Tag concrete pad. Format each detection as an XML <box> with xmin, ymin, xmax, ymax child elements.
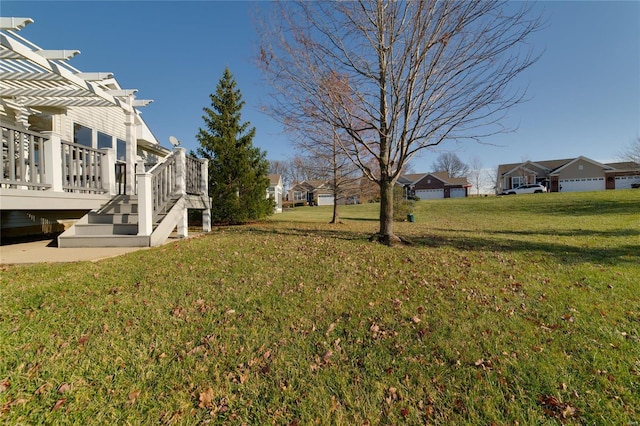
<box><xmin>1</xmin><ymin>232</ymin><xmax>204</xmax><ymax>265</ymax></box>
<box><xmin>0</xmin><ymin>239</ymin><xmax>147</xmax><ymax>264</ymax></box>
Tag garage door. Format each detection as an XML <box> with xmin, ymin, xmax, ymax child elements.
<box><xmin>450</xmin><ymin>188</ymin><xmax>466</xmax><ymax>198</ymax></box>
<box><xmin>559</xmin><ymin>177</ymin><xmax>605</xmax><ymax>192</ymax></box>
<box><xmin>317</xmin><ymin>194</ymin><xmax>335</xmax><ymax>206</ymax></box>
<box><xmin>615</xmin><ymin>175</ymin><xmax>640</xmax><ymax>189</ymax></box>
<box><xmin>415</xmin><ymin>189</ymin><xmax>444</xmax><ymax>200</ymax></box>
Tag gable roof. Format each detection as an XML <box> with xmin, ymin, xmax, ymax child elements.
<box><xmin>605</xmin><ymin>161</ymin><xmax>640</xmax><ymax>171</ymax></box>
<box><xmin>268</xmin><ymin>174</ymin><xmax>282</xmax><ymax>186</ymax></box>
<box><xmin>428</xmin><ymin>172</ymin><xmax>471</xmax><ymax>187</ymax></box>
<box><xmin>549</xmin><ymin>156</ymin><xmax>614</xmax><ymax>175</ymax></box>
<box><xmin>398</xmin><ymin>173</ymin><xmax>428</xmax><ymax>185</ymax></box>
<box><xmin>498</xmin><ymin>158</ymin><xmax>574</xmax><ymax>177</ymax></box>
<box><xmin>290</xmin><ymin>180</ymin><xmax>328</xmax><ymax>192</ymax></box>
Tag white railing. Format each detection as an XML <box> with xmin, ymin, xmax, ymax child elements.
<box><xmin>137</xmin><ymin>148</ymin><xmax>209</xmax><ymax>237</ymax></box>
<box><xmin>1</xmin><ymin>124</ymin><xmax>49</xmax><ymax>190</ymax></box>
<box><xmin>61</xmin><ymin>140</ymin><xmax>108</xmax><ymax>193</ymax></box>
<box><xmin>1</xmin><ymin>124</ymin><xmax>116</xmax><ymax>194</ymax></box>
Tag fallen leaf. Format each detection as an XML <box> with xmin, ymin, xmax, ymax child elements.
<box><xmin>51</xmin><ymin>398</ymin><xmax>66</xmax><ymax>412</ymax></box>
<box><xmin>78</xmin><ymin>335</ymin><xmax>90</xmax><ymax>345</ymax></box>
<box><xmin>58</xmin><ymin>383</ymin><xmax>71</xmax><ymax>394</ymax></box>
<box><xmin>34</xmin><ymin>383</ymin><xmax>52</xmax><ymax>395</ymax></box>
<box><xmin>0</xmin><ymin>378</ymin><xmax>9</xmax><ymax>393</ymax></box>
<box><xmin>198</xmin><ymin>388</ymin><xmax>214</xmax><ymax>409</ymax></box>
<box><xmin>128</xmin><ymin>389</ymin><xmax>141</xmax><ymax>403</ymax></box>
<box><xmin>325</xmin><ymin>322</ymin><xmax>336</xmax><ymax>335</ymax></box>
<box><xmin>411</xmin><ymin>316</ymin><xmax>421</xmax><ymax>324</ymax></box>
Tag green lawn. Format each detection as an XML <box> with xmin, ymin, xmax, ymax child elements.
<box><xmin>1</xmin><ymin>190</ymin><xmax>639</xmax><ymax>424</ymax></box>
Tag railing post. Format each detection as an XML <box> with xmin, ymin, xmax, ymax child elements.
<box><xmin>200</xmin><ymin>158</ymin><xmax>211</xmax><ymax>232</ymax></box>
<box><xmin>101</xmin><ymin>148</ymin><xmax>116</xmax><ymax>195</ymax></box>
<box><xmin>125</xmin><ymin>109</ymin><xmax>137</xmax><ymax>196</ymax></box>
<box><xmin>41</xmin><ymin>131</ymin><xmax>63</xmax><ymax>192</ymax></box>
<box><xmin>175</xmin><ymin>148</ymin><xmax>188</xmax><ymax>238</ymax></box>
<box><xmin>137</xmin><ymin>170</ymin><xmax>153</xmax><ymax>237</ymax></box>
<box><xmin>176</xmin><ymin>148</ymin><xmax>186</xmax><ymax>196</ymax></box>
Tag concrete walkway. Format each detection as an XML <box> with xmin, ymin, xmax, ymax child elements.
<box><xmin>0</xmin><ymin>233</ymin><xmax>198</xmax><ymax>265</ymax></box>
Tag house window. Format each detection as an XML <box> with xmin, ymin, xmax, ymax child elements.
<box><xmin>293</xmin><ymin>191</ymin><xmax>306</xmax><ymax>201</ymax></box>
<box><xmin>512</xmin><ymin>176</ymin><xmax>524</xmax><ymax>188</ymax></box>
<box><xmin>98</xmin><ymin>132</ymin><xmax>113</xmax><ymax>149</ymax></box>
<box><xmin>116</xmin><ymin>139</ymin><xmax>127</xmax><ymax>162</ymax></box>
<box><xmin>73</xmin><ymin>123</ymin><xmax>92</xmax><ymax>147</ymax></box>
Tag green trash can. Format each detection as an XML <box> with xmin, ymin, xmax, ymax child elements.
<box><xmin>407</xmin><ymin>214</ymin><xmax>415</xmax><ymax>222</ymax></box>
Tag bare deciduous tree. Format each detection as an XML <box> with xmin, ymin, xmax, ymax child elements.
<box><xmin>432</xmin><ymin>152</ymin><xmax>470</xmax><ymax>178</ymax></box>
<box><xmin>269</xmin><ymin>159</ymin><xmax>291</xmax><ymax>192</ymax></box>
<box><xmin>259</xmin><ymin>0</ymin><xmax>541</xmax><ymax>245</ymax></box>
<box><xmin>468</xmin><ymin>156</ymin><xmax>484</xmax><ymax>195</ymax></box>
<box><xmin>620</xmin><ymin>137</ymin><xmax>640</xmax><ymax>164</ymax></box>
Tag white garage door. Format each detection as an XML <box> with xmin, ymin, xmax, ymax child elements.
<box><xmin>450</xmin><ymin>188</ymin><xmax>466</xmax><ymax>198</ymax></box>
<box><xmin>415</xmin><ymin>189</ymin><xmax>444</xmax><ymax>200</ymax></box>
<box><xmin>559</xmin><ymin>177</ymin><xmax>605</xmax><ymax>192</ymax></box>
<box><xmin>615</xmin><ymin>175</ymin><xmax>640</xmax><ymax>189</ymax></box>
<box><xmin>317</xmin><ymin>194</ymin><xmax>335</xmax><ymax>206</ymax></box>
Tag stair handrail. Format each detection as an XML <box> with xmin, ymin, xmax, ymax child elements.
<box><xmin>148</xmin><ymin>150</ymin><xmax>181</xmax><ymax>224</ymax></box>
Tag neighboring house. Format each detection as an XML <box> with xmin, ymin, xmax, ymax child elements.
<box><xmin>267</xmin><ymin>174</ymin><xmax>283</xmax><ymax>213</ymax></box>
<box><xmin>496</xmin><ymin>156</ymin><xmax>640</xmax><ymax>194</ymax></box>
<box><xmin>289</xmin><ymin>180</ymin><xmax>334</xmax><ymax>206</ymax></box>
<box><xmin>288</xmin><ymin>179</ymin><xmax>362</xmax><ymax>206</ymax></box>
<box><xmin>1</xmin><ymin>17</ymin><xmax>210</xmax><ymax>246</ymax></box>
<box><xmin>398</xmin><ymin>172</ymin><xmax>472</xmax><ymax>200</ymax></box>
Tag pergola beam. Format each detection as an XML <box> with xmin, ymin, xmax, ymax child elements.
<box><xmin>35</xmin><ymin>49</ymin><xmax>80</xmax><ymax>60</ymax></box>
<box><xmin>0</xmin><ymin>33</ymin><xmax>134</xmax><ymax>112</ymax></box>
<box><xmin>0</xmin><ymin>17</ymin><xmax>34</xmax><ymax>31</ymax></box>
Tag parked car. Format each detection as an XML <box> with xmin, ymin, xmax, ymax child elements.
<box><xmin>503</xmin><ymin>184</ymin><xmax>547</xmax><ymax>195</ymax></box>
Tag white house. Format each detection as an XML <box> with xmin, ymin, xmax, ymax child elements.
<box><xmin>1</xmin><ymin>17</ymin><xmax>210</xmax><ymax>247</ymax></box>
<box><xmin>268</xmin><ymin>174</ymin><xmax>283</xmax><ymax>213</ymax></box>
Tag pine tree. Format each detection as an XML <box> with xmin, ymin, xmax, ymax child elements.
<box><xmin>196</xmin><ymin>68</ymin><xmax>273</xmax><ymax>224</ymax></box>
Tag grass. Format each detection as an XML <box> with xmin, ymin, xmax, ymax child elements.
<box><xmin>1</xmin><ymin>190</ymin><xmax>639</xmax><ymax>424</ymax></box>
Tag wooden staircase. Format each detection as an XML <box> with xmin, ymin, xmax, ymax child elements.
<box><xmin>58</xmin><ymin>195</ymin><xmax>181</xmax><ymax>248</ymax></box>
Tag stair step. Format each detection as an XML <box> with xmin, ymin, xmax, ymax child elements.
<box><xmin>99</xmin><ymin>203</ymin><xmax>138</xmax><ymax>214</ymax></box>
<box><xmin>58</xmin><ymin>235</ymin><xmax>150</xmax><ymax>248</ymax></box>
<box><xmin>75</xmin><ymin>223</ymin><xmax>138</xmax><ymax>236</ymax></box>
<box><xmin>88</xmin><ymin>212</ymin><xmax>138</xmax><ymax>224</ymax></box>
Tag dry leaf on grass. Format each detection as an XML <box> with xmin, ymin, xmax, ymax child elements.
<box><xmin>198</xmin><ymin>387</ymin><xmax>214</xmax><ymax>409</ymax></box>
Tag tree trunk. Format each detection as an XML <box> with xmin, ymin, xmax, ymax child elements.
<box><xmin>370</xmin><ymin>177</ymin><xmax>401</xmax><ymax>246</ymax></box>
<box><xmin>331</xmin><ymin>200</ymin><xmax>340</xmax><ymax>224</ymax></box>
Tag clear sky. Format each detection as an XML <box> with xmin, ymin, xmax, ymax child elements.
<box><xmin>2</xmin><ymin>1</ymin><xmax>639</xmax><ymax>175</ymax></box>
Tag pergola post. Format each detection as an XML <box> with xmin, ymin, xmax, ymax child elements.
<box><xmin>41</xmin><ymin>131</ymin><xmax>63</xmax><ymax>192</ymax></box>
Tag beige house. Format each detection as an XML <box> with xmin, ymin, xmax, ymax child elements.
<box><xmin>497</xmin><ymin>156</ymin><xmax>640</xmax><ymax>193</ymax></box>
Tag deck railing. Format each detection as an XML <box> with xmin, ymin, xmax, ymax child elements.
<box><xmin>1</xmin><ymin>124</ymin><xmax>49</xmax><ymax>190</ymax></box>
<box><xmin>136</xmin><ymin>148</ymin><xmax>209</xmax><ymax>236</ymax></box>
<box><xmin>61</xmin><ymin>140</ymin><xmax>108</xmax><ymax>193</ymax></box>
<box><xmin>1</xmin><ymin>124</ymin><xmax>116</xmax><ymax>194</ymax></box>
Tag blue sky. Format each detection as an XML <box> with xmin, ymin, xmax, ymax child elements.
<box><xmin>3</xmin><ymin>1</ymin><xmax>639</xmax><ymax>174</ymax></box>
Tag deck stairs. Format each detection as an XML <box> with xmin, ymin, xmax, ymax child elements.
<box><xmin>58</xmin><ymin>194</ymin><xmax>182</xmax><ymax>248</ymax></box>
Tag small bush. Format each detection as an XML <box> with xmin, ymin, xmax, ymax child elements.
<box><xmin>393</xmin><ymin>186</ymin><xmax>415</xmax><ymax>221</ymax></box>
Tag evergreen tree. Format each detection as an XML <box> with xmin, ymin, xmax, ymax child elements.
<box><xmin>196</xmin><ymin>68</ymin><xmax>273</xmax><ymax>224</ymax></box>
